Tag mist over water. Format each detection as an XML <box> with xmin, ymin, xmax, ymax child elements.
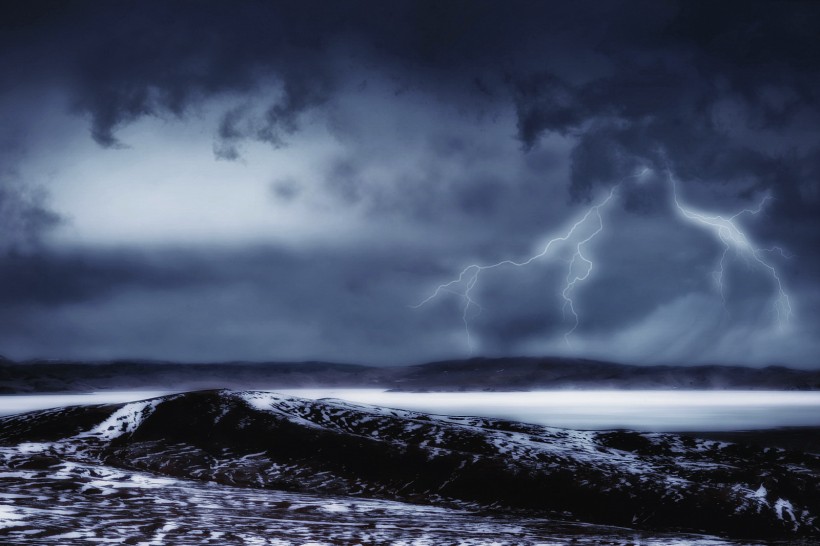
<box><xmin>2</xmin><ymin>390</ymin><xmax>819</xmax><ymax>431</ymax></box>
<box><xmin>0</xmin><ymin>391</ymin><xmax>169</xmax><ymax>417</ymax></box>
<box><xmin>280</xmin><ymin>390</ymin><xmax>820</xmax><ymax>431</ymax></box>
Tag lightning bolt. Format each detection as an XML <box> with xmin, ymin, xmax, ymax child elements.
<box><xmin>412</xmin><ymin>187</ymin><xmax>618</xmax><ymax>352</ymax></box>
<box><xmin>669</xmin><ymin>176</ymin><xmax>792</xmax><ymax>326</ymax></box>
<box><xmin>414</xmin><ymin>166</ymin><xmax>792</xmax><ymax>353</ymax></box>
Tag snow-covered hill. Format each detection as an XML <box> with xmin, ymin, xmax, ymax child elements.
<box><xmin>0</xmin><ymin>390</ymin><xmax>817</xmax><ymax>542</ymax></box>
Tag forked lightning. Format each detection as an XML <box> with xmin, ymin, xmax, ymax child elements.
<box><xmin>412</xmin><ymin>188</ymin><xmax>618</xmax><ymax>352</ymax></box>
<box><xmin>415</xmin><ymin>170</ymin><xmax>792</xmax><ymax>352</ymax></box>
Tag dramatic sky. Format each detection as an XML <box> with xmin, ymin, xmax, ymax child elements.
<box><xmin>1</xmin><ymin>0</ymin><xmax>819</xmax><ymax>367</ymax></box>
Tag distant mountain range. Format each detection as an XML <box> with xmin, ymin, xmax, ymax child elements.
<box><xmin>1</xmin><ymin>390</ymin><xmax>817</xmax><ymax>541</ymax></box>
<box><xmin>1</xmin><ymin>355</ymin><xmax>819</xmax><ymax>393</ymax></box>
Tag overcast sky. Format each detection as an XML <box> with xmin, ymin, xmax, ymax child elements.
<box><xmin>1</xmin><ymin>1</ymin><xmax>818</xmax><ymax>367</ymax></box>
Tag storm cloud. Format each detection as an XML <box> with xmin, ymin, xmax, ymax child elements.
<box><xmin>0</xmin><ymin>0</ymin><xmax>818</xmax><ymax>367</ymax></box>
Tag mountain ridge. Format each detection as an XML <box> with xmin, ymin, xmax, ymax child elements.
<box><xmin>1</xmin><ymin>355</ymin><xmax>819</xmax><ymax>393</ymax></box>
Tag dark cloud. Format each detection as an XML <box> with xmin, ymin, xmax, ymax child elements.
<box><xmin>0</xmin><ymin>137</ymin><xmax>61</xmax><ymax>253</ymax></box>
<box><xmin>0</xmin><ymin>111</ymin><xmax>60</xmax><ymax>252</ymax></box>
<box><xmin>0</xmin><ymin>0</ymin><xmax>498</xmax><ymax>148</ymax></box>
<box><xmin>270</xmin><ymin>178</ymin><xmax>303</xmax><ymax>203</ymax></box>
<box><xmin>0</xmin><ymin>250</ymin><xmax>219</xmax><ymax>307</ymax></box>
<box><xmin>214</xmin><ymin>78</ymin><xmax>332</xmax><ymax>160</ymax></box>
<box><xmin>514</xmin><ymin>73</ymin><xmax>591</xmax><ymax>146</ymax></box>
<box><xmin>0</xmin><ymin>245</ymin><xmax>463</xmax><ymax>364</ymax></box>
<box><xmin>0</xmin><ymin>183</ymin><xmax>60</xmax><ymax>253</ymax></box>
<box><xmin>0</xmin><ymin>0</ymin><xmax>819</xmax><ymax>366</ymax></box>
<box><xmin>507</xmin><ymin>5</ymin><xmax>819</xmax><ymax>187</ymax></box>
<box><xmin>0</xmin><ymin>1</ymin><xmax>658</xmax><ymax>149</ymax></box>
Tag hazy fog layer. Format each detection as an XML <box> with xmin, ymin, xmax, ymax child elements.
<box><xmin>3</xmin><ymin>390</ymin><xmax>820</xmax><ymax>431</ymax></box>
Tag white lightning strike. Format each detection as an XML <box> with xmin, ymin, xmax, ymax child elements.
<box><xmin>669</xmin><ymin>176</ymin><xmax>793</xmax><ymax>326</ymax></box>
<box><xmin>412</xmin><ymin>187</ymin><xmax>618</xmax><ymax>352</ymax></box>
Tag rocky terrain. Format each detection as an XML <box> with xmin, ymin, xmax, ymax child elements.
<box><xmin>0</xmin><ymin>390</ymin><xmax>817</xmax><ymax>544</ymax></box>
<box><xmin>2</xmin><ymin>356</ymin><xmax>818</xmax><ymax>393</ymax></box>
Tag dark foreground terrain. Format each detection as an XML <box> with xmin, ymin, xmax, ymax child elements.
<box><xmin>0</xmin><ymin>390</ymin><xmax>818</xmax><ymax>544</ymax></box>
<box><xmin>2</xmin><ymin>355</ymin><xmax>819</xmax><ymax>393</ymax></box>
<box><xmin>0</xmin><ymin>454</ymin><xmax>747</xmax><ymax>545</ymax></box>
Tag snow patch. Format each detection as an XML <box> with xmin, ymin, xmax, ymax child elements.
<box><xmin>15</xmin><ymin>442</ymin><xmax>50</xmax><ymax>454</ymax></box>
<box><xmin>76</xmin><ymin>399</ymin><xmax>161</xmax><ymax>440</ymax></box>
<box><xmin>0</xmin><ymin>505</ymin><xmax>25</xmax><ymax>529</ymax></box>
<box><xmin>321</xmin><ymin>502</ymin><xmax>349</xmax><ymax>513</ymax></box>
<box><xmin>775</xmin><ymin>498</ymin><xmax>796</xmax><ymax>528</ymax></box>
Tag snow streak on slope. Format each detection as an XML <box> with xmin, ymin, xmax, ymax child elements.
<box><xmin>76</xmin><ymin>399</ymin><xmax>162</xmax><ymax>440</ymax></box>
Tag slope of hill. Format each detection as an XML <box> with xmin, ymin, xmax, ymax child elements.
<box><xmin>0</xmin><ymin>390</ymin><xmax>817</xmax><ymax>541</ymax></box>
